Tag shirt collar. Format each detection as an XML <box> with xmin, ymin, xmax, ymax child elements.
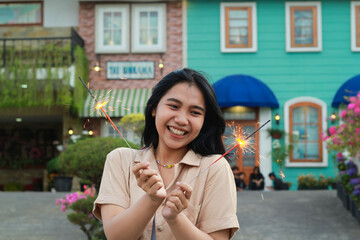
<box><xmin>134</xmin><ymin>147</ymin><xmax>201</xmax><ymax>167</ymax></box>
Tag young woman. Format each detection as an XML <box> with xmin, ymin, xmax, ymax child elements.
<box><xmin>93</xmin><ymin>68</ymin><xmax>239</xmax><ymax>240</ymax></box>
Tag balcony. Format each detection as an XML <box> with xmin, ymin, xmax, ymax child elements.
<box><xmin>0</xmin><ymin>28</ymin><xmax>88</xmax><ymax>110</ymax></box>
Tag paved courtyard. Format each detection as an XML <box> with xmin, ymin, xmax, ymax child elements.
<box><xmin>0</xmin><ymin>190</ymin><xmax>359</xmax><ymax>240</ymax></box>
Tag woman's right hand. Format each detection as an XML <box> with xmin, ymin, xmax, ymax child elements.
<box><xmin>132</xmin><ymin>162</ymin><xmax>166</xmax><ymax>202</ymax></box>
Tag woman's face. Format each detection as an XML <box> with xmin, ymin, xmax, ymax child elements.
<box><xmin>153</xmin><ymin>82</ymin><xmax>206</xmax><ymax>153</ymax></box>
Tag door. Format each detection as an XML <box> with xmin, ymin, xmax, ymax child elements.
<box><xmin>224</xmin><ymin>120</ymin><xmax>259</xmax><ymax>185</ymax></box>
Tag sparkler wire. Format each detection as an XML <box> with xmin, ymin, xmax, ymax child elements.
<box><xmin>79</xmin><ymin>76</ymin><xmax>134</xmax><ymax>151</ymax></box>
<box><xmin>188</xmin><ymin>119</ymin><xmax>271</xmax><ymax>184</ymax></box>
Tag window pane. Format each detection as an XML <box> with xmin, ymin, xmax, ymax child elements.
<box><xmin>229</xmin><ymin>19</ymin><xmax>248</xmax><ymax>27</ymax></box>
<box><xmin>113</xmin><ymin>30</ymin><xmax>121</xmax><ymax>45</ymax></box>
<box><xmin>140</xmin><ymin>12</ymin><xmax>148</xmax><ymax>28</ymax></box>
<box><xmin>229</xmin><ymin>36</ymin><xmax>248</xmax><ymax>45</ymax></box>
<box><xmin>150</xmin><ymin>29</ymin><xmax>158</xmax><ymax>44</ymax></box>
<box><xmin>229</xmin><ymin>9</ymin><xmax>248</xmax><ymax>18</ymax></box>
<box><xmin>307</xmin><ymin>107</ymin><xmax>318</xmax><ymax>123</ymax></box>
<box><xmin>294</xmin><ymin>10</ymin><xmax>313</xmax><ymax>19</ymax></box>
<box><xmin>103</xmin><ymin>30</ymin><xmax>112</xmax><ymax>45</ymax></box>
<box><xmin>294</xmin><ymin>27</ymin><xmax>313</xmax><ymax>36</ymax></box>
<box><xmin>293</xmin><ymin>124</ymin><xmax>305</xmax><ymax>140</ymax></box>
<box><xmin>307</xmin><ymin>124</ymin><xmax>318</xmax><ymax>141</ymax></box>
<box><xmin>293</xmin><ymin>142</ymin><xmax>305</xmax><ymax>159</ymax></box>
<box><xmin>292</xmin><ymin>107</ymin><xmax>305</xmax><ymax>123</ymax></box>
<box><xmin>295</xmin><ymin>36</ymin><xmax>314</xmax><ymax>44</ymax></box>
<box><xmin>0</xmin><ymin>3</ymin><xmax>41</xmax><ymax>25</ymax></box>
<box><xmin>140</xmin><ymin>29</ymin><xmax>148</xmax><ymax>45</ymax></box>
<box><xmin>150</xmin><ymin>11</ymin><xmax>158</xmax><ymax>27</ymax></box>
<box><xmin>243</xmin><ymin>156</ymin><xmax>255</xmax><ymax>167</ymax></box>
<box><xmin>294</xmin><ymin>18</ymin><xmax>313</xmax><ymax>27</ymax></box>
<box><xmin>113</xmin><ymin>12</ymin><xmax>122</xmax><ymax>28</ymax></box>
<box><xmin>307</xmin><ymin>143</ymin><xmax>319</xmax><ymax>159</ymax></box>
<box><xmin>103</xmin><ymin>12</ymin><xmax>112</xmax><ymax>28</ymax></box>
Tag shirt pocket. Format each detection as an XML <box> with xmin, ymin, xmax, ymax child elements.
<box><xmin>184</xmin><ymin>204</ymin><xmax>202</xmax><ymax>225</ymax></box>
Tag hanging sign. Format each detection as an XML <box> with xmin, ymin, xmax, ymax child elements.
<box><xmin>107</xmin><ymin>61</ymin><xmax>155</xmax><ymax>80</ymax></box>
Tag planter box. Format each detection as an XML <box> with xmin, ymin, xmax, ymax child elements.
<box><xmin>53</xmin><ymin>176</ymin><xmax>73</xmax><ymax>192</ymax></box>
<box><xmin>343</xmin><ymin>194</ymin><xmax>350</xmax><ymax>210</ymax></box>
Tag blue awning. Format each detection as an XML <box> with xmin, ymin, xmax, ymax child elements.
<box><xmin>212</xmin><ymin>74</ymin><xmax>279</xmax><ymax>108</ymax></box>
<box><xmin>332</xmin><ymin>75</ymin><xmax>360</xmax><ymax>107</ymax></box>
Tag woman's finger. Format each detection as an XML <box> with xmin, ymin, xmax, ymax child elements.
<box><xmin>132</xmin><ymin>162</ymin><xmax>150</xmax><ymax>178</ymax></box>
<box><xmin>176</xmin><ymin>182</ymin><xmax>192</xmax><ymax>200</ymax></box>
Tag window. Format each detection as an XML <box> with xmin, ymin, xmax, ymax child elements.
<box><xmin>220</xmin><ymin>2</ymin><xmax>257</xmax><ymax>52</ymax></box>
<box><xmin>285</xmin><ymin>2</ymin><xmax>322</xmax><ymax>52</ymax></box>
<box><xmin>0</xmin><ymin>2</ymin><xmax>42</xmax><ymax>26</ymax></box>
<box><xmin>351</xmin><ymin>1</ymin><xmax>360</xmax><ymax>51</ymax></box>
<box><xmin>132</xmin><ymin>4</ymin><xmax>166</xmax><ymax>53</ymax></box>
<box><xmin>101</xmin><ymin>120</ymin><xmax>140</xmax><ymax>145</ymax></box>
<box><xmin>95</xmin><ymin>4</ymin><xmax>129</xmax><ymax>53</ymax></box>
<box><xmin>284</xmin><ymin>97</ymin><xmax>328</xmax><ymax>167</ymax></box>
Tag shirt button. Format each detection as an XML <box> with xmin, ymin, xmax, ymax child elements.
<box><xmin>157</xmin><ymin>226</ymin><xmax>163</xmax><ymax>232</ymax></box>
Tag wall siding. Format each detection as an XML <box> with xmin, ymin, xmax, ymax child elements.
<box><xmin>187</xmin><ymin>0</ymin><xmax>358</xmax><ymax>189</ymax></box>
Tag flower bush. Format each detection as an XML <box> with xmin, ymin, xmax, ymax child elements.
<box><xmin>56</xmin><ymin>185</ymin><xmax>105</xmax><ymax>240</ymax></box>
<box><xmin>323</xmin><ymin>93</ymin><xmax>360</xmax><ymax>158</ymax></box>
<box><xmin>297</xmin><ymin>174</ymin><xmax>329</xmax><ymax>190</ymax></box>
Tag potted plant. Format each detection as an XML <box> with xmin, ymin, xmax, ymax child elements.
<box><xmin>267</xmin><ymin>128</ymin><xmax>285</xmax><ymax>139</ymax></box>
<box><xmin>47</xmin><ymin>157</ymin><xmax>73</xmax><ymax>192</ymax></box>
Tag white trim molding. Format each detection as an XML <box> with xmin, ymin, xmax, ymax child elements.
<box><xmin>351</xmin><ymin>1</ymin><xmax>360</xmax><ymax>52</ymax></box>
<box><xmin>285</xmin><ymin>1</ymin><xmax>322</xmax><ymax>52</ymax></box>
<box><xmin>220</xmin><ymin>2</ymin><xmax>257</xmax><ymax>53</ymax></box>
<box><xmin>259</xmin><ymin>107</ymin><xmax>273</xmax><ymax>188</ymax></box>
<box><xmin>284</xmin><ymin>96</ymin><xmax>328</xmax><ymax>167</ymax></box>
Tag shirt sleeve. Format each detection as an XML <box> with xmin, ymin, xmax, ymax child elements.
<box><xmin>92</xmin><ymin>148</ymin><xmax>132</xmax><ymax>221</ymax></box>
<box><xmin>197</xmin><ymin>157</ymin><xmax>240</xmax><ymax>238</ymax></box>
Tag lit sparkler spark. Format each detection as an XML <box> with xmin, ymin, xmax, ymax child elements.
<box><xmin>189</xmin><ymin>120</ymin><xmax>271</xmax><ymax>184</ymax></box>
<box><xmin>79</xmin><ymin>76</ymin><xmax>133</xmax><ymax>151</ymax></box>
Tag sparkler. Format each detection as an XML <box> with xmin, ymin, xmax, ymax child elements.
<box><xmin>79</xmin><ymin>76</ymin><xmax>134</xmax><ymax>151</ymax></box>
<box><xmin>189</xmin><ymin>120</ymin><xmax>271</xmax><ymax>184</ymax></box>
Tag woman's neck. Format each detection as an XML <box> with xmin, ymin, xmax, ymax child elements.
<box><xmin>154</xmin><ymin>146</ymin><xmax>189</xmax><ymax>165</ymax></box>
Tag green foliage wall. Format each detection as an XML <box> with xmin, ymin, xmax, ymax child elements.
<box><xmin>0</xmin><ymin>44</ymin><xmax>89</xmax><ymax>116</ymax></box>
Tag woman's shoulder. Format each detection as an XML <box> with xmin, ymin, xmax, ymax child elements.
<box><xmin>106</xmin><ymin>147</ymin><xmax>142</xmax><ymax>166</ymax></box>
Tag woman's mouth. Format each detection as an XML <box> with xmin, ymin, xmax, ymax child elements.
<box><xmin>168</xmin><ymin>126</ymin><xmax>187</xmax><ymax>136</ymax></box>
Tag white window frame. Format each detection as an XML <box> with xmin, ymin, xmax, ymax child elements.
<box><xmin>95</xmin><ymin>4</ymin><xmax>129</xmax><ymax>53</ymax></box>
<box><xmin>131</xmin><ymin>3</ymin><xmax>167</xmax><ymax>53</ymax></box>
<box><xmin>284</xmin><ymin>97</ymin><xmax>328</xmax><ymax>167</ymax></box>
<box><xmin>220</xmin><ymin>2</ymin><xmax>257</xmax><ymax>53</ymax></box>
<box><xmin>351</xmin><ymin>1</ymin><xmax>360</xmax><ymax>51</ymax></box>
<box><xmin>285</xmin><ymin>1</ymin><xmax>322</xmax><ymax>52</ymax></box>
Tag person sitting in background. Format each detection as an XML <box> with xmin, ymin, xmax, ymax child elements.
<box><xmin>268</xmin><ymin>172</ymin><xmax>289</xmax><ymax>190</ymax></box>
<box><xmin>248</xmin><ymin>166</ymin><xmax>264</xmax><ymax>190</ymax></box>
<box><xmin>232</xmin><ymin>166</ymin><xmax>247</xmax><ymax>191</ymax></box>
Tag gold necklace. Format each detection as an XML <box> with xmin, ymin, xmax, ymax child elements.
<box><xmin>155</xmin><ymin>159</ymin><xmax>174</xmax><ymax>168</ymax></box>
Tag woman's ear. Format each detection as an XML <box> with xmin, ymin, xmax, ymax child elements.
<box><xmin>152</xmin><ymin>109</ymin><xmax>156</xmax><ymax>117</ymax></box>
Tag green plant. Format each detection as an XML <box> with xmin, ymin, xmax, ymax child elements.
<box><xmin>4</xmin><ymin>182</ymin><xmax>24</xmax><ymax>191</ymax></box>
<box><xmin>298</xmin><ymin>174</ymin><xmax>329</xmax><ymax>190</ymax></box>
<box><xmin>57</xmin><ymin>137</ymin><xmax>139</xmax><ymax>190</ymax></box>
<box><xmin>46</xmin><ymin>157</ymin><xmax>61</xmax><ymax>174</ymax></box>
<box><xmin>118</xmin><ymin>113</ymin><xmax>145</xmax><ymax>135</ymax></box>
<box><xmin>271</xmin><ymin>138</ymin><xmax>293</xmax><ymax>170</ymax></box>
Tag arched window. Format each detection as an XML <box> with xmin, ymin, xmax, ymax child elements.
<box><xmin>284</xmin><ymin>97</ymin><xmax>328</xmax><ymax>167</ymax></box>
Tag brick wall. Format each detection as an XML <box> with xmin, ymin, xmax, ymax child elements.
<box><xmin>78</xmin><ymin>1</ymin><xmax>183</xmax><ymax>90</ymax></box>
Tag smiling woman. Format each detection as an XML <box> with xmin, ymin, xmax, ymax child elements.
<box><xmin>93</xmin><ymin>68</ymin><xmax>239</xmax><ymax>240</ymax></box>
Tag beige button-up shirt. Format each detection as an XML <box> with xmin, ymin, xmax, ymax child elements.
<box><xmin>93</xmin><ymin>147</ymin><xmax>239</xmax><ymax>239</ymax></box>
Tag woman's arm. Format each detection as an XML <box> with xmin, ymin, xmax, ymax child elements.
<box><xmin>101</xmin><ymin>162</ymin><xmax>166</xmax><ymax>240</ymax></box>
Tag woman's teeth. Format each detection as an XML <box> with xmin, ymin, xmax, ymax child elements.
<box><xmin>169</xmin><ymin>127</ymin><xmax>186</xmax><ymax>135</ymax></box>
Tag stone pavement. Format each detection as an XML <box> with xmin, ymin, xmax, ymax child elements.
<box><xmin>0</xmin><ymin>191</ymin><xmax>359</xmax><ymax>240</ymax></box>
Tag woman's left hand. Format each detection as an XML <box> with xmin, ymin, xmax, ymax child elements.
<box><xmin>162</xmin><ymin>182</ymin><xmax>192</xmax><ymax>221</ymax></box>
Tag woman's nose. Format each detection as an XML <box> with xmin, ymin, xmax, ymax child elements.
<box><xmin>174</xmin><ymin>111</ymin><xmax>188</xmax><ymax>125</ymax></box>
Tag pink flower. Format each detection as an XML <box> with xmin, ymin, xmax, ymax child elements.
<box><xmin>341</xmin><ymin>110</ymin><xmax>347</xmax><ymax>118</ymax></box>
<box><xmin>329</xmin><ymin>126</ymin><xmax>337</xmax><ymax>135</ymax></box>
<box><xmin>349</xmin><ymin>96</ymin><xmax>357</xmax><ymax>103</ymax></box>
<box><xmin>354</xmin><ymin>107</ymin><xmax>360</xmax><ymax>115</ymax></box>
<box><xmin>337</xmin><ymin>152</ymin><xmax>343</xmax><ymax>158</ymax></box>
<box><xmin>348</xmin><ymin>103</ymin><xmax>356</xmax><ymax>109</ymax></box>
<box><xmin>356</xmin><ymin>128</ymin><xmax>360</xmax><ymax>135</ymax></box>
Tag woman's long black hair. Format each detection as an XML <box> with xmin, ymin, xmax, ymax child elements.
<box><xmin>142</xmin><ymin>68</ymin><xmax>226</xmax><ymax>156</ymax></box>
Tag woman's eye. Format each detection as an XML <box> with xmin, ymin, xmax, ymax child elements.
<box><xmin>168</xmin><ymin>104</ymin><xmax>178</xmax><ymax>109</ymax></box>
<box><xmin>191</xmin><ymin>111</ymin><xmax>202</xmax><ymax>116</ymax></box>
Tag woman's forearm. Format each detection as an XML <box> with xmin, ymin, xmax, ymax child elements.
<box><xmin>166</xmin><ymin>212</ymin><xmax>213</xmax><ymax>240</ymax></box>
<box><xmin>103</xmin><ymin>194</ymin><xmax>162</xmax><ymax>240</ymax></box>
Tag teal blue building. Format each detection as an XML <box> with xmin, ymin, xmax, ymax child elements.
<box><xmin>185</xmin><ymin>0</ymin><xmax>360</xmax><ymax>189</ymax></box>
